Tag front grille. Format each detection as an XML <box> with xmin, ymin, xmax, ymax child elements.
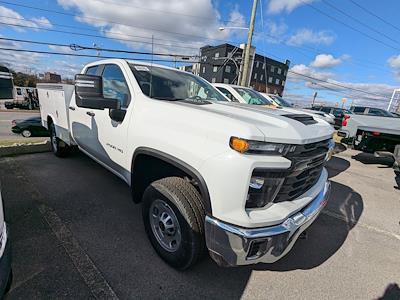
<box><xmin>274</xmin><ymin>139</ymin><xmax>330</xmax><ymax>202</ymax></box>
<box><xmin>252</xmin><ymin>139</ymin><xmax>330</xmax><ymax>204</ymax></box>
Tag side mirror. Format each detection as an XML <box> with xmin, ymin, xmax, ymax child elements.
<box><xmin>75</xmin><ymin>74</ymin><xmax>120</xmax><ymax>110</ymax></box>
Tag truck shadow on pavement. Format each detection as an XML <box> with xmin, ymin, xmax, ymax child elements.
<box><xmin>252</xmin><ymin>155</ymin><xmax>363</xmax><ymax>271</ymax></box>
<box><xmin>351</xmin><ymin>152</ymin><xmax>394</xmax><ymax>167</ymax></box>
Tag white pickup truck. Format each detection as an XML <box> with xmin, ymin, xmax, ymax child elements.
<box><xmin>338</xmin><ymin>113</ymin><xmax>400</xmax><ymax>153</ymax></box>
<box><xmin>38</xmin><ymin>59</ymin><xmax>334</xmax><ymax>269</ymax></box>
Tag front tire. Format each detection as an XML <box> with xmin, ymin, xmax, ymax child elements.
<box><xmin>142</xmin><ymin>177</ymin><xmax>206</xmax><ymax>270</ymax></box>
<box><xmin>49</xmin><ymin>122</ymin><xmax>70</xmax><ymax>157</ymax></box>
<box><xmin>21</xmin><ymin>129</ymin><xmax>32</xmax><ymax>138</ymax></box>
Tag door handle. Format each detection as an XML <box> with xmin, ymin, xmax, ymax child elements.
<box><xmin>86</xmin><ymin>111</ymin><xmax>95</xmax><ymax>117</ymax></box>
<box><xmin>68</xmin><ymin>106</ymin><xmax>76</xmax><ymax>111</ymax></box>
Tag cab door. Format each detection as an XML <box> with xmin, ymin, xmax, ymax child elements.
<box><xmin>90</xmin><ymin>63</ymin><xmax>133</xmax><ymax>181</ymax></box>
<box><xmin>69</xmin><ymin>65</ymin><xmax>102</xmax><ymax>154</ymax></box>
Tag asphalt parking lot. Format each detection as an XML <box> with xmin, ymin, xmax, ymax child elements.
<box><xmin>0</xmin><ymin>148</ymin><xmax>399</xmax><ymax>299</ymax></box>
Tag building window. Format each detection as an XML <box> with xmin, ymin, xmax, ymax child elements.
<box><xmin>254</xmin><ymin>73</ymin><xmax>257</xmax><ymax>79</ymax></box>
<box><xmin>213</xmin><ymin>66</ymin><xmax>218</xmax><ymax>73</ymax></box>
<box><xmin>281</xmin><ymin>80</ymin><xmax>285</xmax><ymax>86</ymax></box>
<box><xmin>271</xmin><ymin>66</ymin><xmax>275</xmax><ymax>73</ymax></box>
<box><xmin>275</xmin><ymin>78</ymin><xmax>280</xmax><ymax>85</ymax></box>
<box><xmin>202</xmin><ymin>66</ymin><xmax>206</xmax><ymax>73</ymax></box>
<box><xmin>225</xmin><ymin>65</ymin><xmax>231</xmax><ymax>73</ymax></box>
<box><xmin>268</xmin><ymin>77</ymin><xmax>273</xmax><ymax>83</ymax></box>
<box><xmin>211</xmin><ymin>77</ymin><xmax>216</xmax><ymax>83</ymax></box>
<box><xmin>262</xmin><ymin>63</ymin><xmax>265</xmax><ymax>69</ymax></box>
<box><xmin>260</xmin><ymin>74</ymin><xmax>263</xmax><ymax>81</ymax></box>
<box><xmin>284</xmin><ymin>70</ymin><xmax>287</xmax><ymax>76</ymax></box>
<box><xmin>223</xmin><ymin>78</ymin><xmax>229</xmax><ymax>84</ymax></box>
<box><xmin>215</xmin><ymin>52</ymin><xmax>220</xmax><ymax>58</ymax></box>
<box><xmin>256</xmin><ymin>61</ymin><xmax>259</xmax><ymax>68</ymax></box>
<box><xmin>277</xmin><ymin>68</ymin><xmax>282</xmax><ymax>75</ymax></box>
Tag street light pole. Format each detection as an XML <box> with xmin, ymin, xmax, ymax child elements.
<box><xmin>240</xmin><ymin>0</ymin><xmax>258</xmax><ymax>87</ymax></box>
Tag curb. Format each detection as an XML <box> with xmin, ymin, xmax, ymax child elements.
<box><xmin>0</xmin><ymin>141</ymin><xmax>51</xmax><ymax>157</ymax></box>
<box><xmin>0</xmin><ymin>109</ymin><xmax>40</xmax><ymax>113</ymax></box>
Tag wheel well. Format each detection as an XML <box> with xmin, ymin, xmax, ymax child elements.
<box><xmin>131</xmin><ymin>152</ymin><xmax>211</xmax><ymax>213</ymax></box>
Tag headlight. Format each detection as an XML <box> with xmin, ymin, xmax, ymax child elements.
<box><xmin>246</xmin><ymin>174</ymin><xmax>285</xmax><ymax>208</ymax></box>
<box><xmin>230</xmin><ymin>137</ymin><xmax>295</xmax><ymax>155</ymax></box>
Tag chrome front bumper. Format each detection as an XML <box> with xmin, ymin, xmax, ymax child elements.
<box><xmin>205</xmin><ymin>181</ymin><xmax>331</xmax><ymax>267</ymax></box>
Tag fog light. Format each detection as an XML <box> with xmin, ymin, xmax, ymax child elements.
<box><xmin>246</xmin><ymin>176</ymin><xmax>284</xmax><ymax>208</ymax></box>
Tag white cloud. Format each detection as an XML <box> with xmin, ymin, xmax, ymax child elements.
<box><xmin>310</xmin><ymin>54</ymin><xmax>347</xmax><ymax>68</ymax></box>
<box><xmin>388</xmin><ymin>55</ymin><xmax>400</xmax><ymax>69</ymax></box>
<box><xmin>287</xmin><ymin>29</ymin><xmax>336</xmax><ymax>46</ymax></box>
<box><xmin>48</xmin><ymin>45</ymin><xmax>75</xmax><ymax>54</ymax></box>
<box><xmin>287</xmin><ymin>63</ymin><xmax>395</xmax><ymax>107</ymax></box>
<box><xmin>31</xmin><ymin>17</ymin><xmax>53</xmax><ymax>29</ymax></box>
<box><xmin>387</xmin><ymin>54</ymin><xmax>400</xmax><ymax>81</ymax></box>
<box><xmin>0</xmin><ymin>6</ymin><xmax>53</xmax><ymax>31</ymax></box>
<box><xmin>267</xmin><ymin>0</ymin><xmax>315</xmax><ymax>14</ymax></box>
<box><xmin>57</xmin><ymin>0</ymin><xmax>244</xmax><ymax>55</ymax></box>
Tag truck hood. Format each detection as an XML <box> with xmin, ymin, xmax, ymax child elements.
<box><xmin>177</xmin><ymin>101</ymin><xmax>334</xmax><ymax>144</ymax></box>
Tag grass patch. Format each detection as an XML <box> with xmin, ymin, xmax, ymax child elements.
<box><xmin>0</xmin><ymin>138</ymin><xmax>49</xmax><ymax>147</ymax></box>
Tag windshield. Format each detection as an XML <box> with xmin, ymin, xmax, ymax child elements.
<box><xmin>269</xmin><ymin>95</ymin><xmax>292</xmax><ymax>107</ymax></box>
<box><xmin>130</xmin><ymin>64</ymin><xmax>227</xmax><ymax>102</ymax></box>
<box><xmin>233</xmin><ymin>87</ymin><xmax>272</xmax><ymax>105</ymax></box>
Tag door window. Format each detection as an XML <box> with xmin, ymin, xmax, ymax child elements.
<box><xmin>85</xmin><ymin>66</ymin><xmax>99</xmax><ymax>75</ymax></box>
<box><xmin>101</xmin><ymin>64</ymin><xmax>131</xmax><ymax>108</ymax></box>
<box><xmin>216</xmin><ymin>87</ymin><xmax>239</xmax><ymax>102</ymax></box>
<box><xmin>352</xmin><ymin>107</ymin><xmax>365</xmax><ymax>114</ymax></box>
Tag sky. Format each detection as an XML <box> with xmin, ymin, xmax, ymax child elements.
<box><xmin>0</xmin><ymin>0</ymin><xmax>400</xmax><ymax>109</ymax></box>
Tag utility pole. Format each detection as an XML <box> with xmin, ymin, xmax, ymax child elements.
<box><xmin>240</xmin><ymin>0</ymin><xmax>258</xmax><ymax>87</ymax></box>
<box><xmin>312</xmin><ymin>91</ymin><xmax>318</xmax><ymax>107</ymax></box>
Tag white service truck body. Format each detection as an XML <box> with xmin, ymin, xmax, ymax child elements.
<box><xmin>38</xmin><ymin>59</ymin><xmax>334</xmax><ymax>269</ymax></box>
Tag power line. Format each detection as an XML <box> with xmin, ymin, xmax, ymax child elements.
<box><xmin>0</xmin><ymin>14</ymin><xmax>201</xmax><ymax>49</ymax></box>
<box><xmin>0</xmin><ymin>47</ymin><xmax>200</xmax><ymax>64</ymax></box>
<box><xmin>320</xmin><ymin>0</ymin><xmax>400</xmax><ymax>46</ymax></box>
<box><xmin>258</xmin><ymin>49</ymin><xmax>388</xmax><ymax>99</ymax></box>
<box><xmin>0</xmin><ymin>21</ymin><xmax>202</xmax><ymax>51</ymax></box>
<box><xmin>0</xmin><ymin>37</ymin><xmax>199</xmax><ymax>58</ymax></box>
<box><xmin>0</xmin><ymin>1</ymin><xmax>239</xmax><ymax>44</ymax></box>
<box><xmin>0</xmin><ymin>45</ymin><xmax>390</xmax><ymax>99</ymax></box>
<box><xmin>348</xmin><ymin>0</ymin><xmax>400</xmax><ymax>34</ymax></box>
<box><xmin>300</xmin><ymin>0</ymin><xmax>400</xmax><ymax>52</ymax></box>
<box><xmin>288</xmin><ymin>69</ymin><xmax>387</xmax><ymax>98</ymax></box>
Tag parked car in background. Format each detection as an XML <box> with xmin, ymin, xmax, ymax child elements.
<box><xmin>338</xmin><ymin>112</ymin><xmax>400</xmax><ymax>154</ymax></box>
<box><xmin>311</xmin><ymin>106</ymin><xmax>353</xmax><ymax>129</ymax></box>
<box><xmin>11</xmin><ymin>116</ymin><xmax>49</xmax><ymax>138</ymax></box>
<box><xmin>213</xmin><ymin>84</ymin><xmax>335</xmax><ymax>126</ymax></box>
<box><xmin>0</xmin><ymin>185</ymin><xmax>12</xmax><ymax>296</ymax></box>
<box><xmin>350</xmin><ymin>106</ymin><xmax>397</xmax><ymax>117</ymax></box>
<box><xmin>261</xmin><ymin>94</ymin><xmax>336</xmax><ymax>126</ymax></box>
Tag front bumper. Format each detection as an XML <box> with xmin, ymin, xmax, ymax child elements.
<box><xmin>205</xmin><ymin>180</ymin><xmax>330</xmax><ymax>267</ymax></box>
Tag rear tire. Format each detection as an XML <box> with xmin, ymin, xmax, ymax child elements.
<box><xmin>49</xmin><ymin>122</ymin><xmax>70</xmax><ymax>157</ymax></box>
<box><xmin>142</xmin><ymin>177</ymin><xmax>206</xmax><ymax>270</ymax></box>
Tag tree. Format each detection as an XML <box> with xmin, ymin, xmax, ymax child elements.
<box><xmin>11</xmin><ymin>71</ymin><xmax>38</xmax><ymax>87</ymax></box>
